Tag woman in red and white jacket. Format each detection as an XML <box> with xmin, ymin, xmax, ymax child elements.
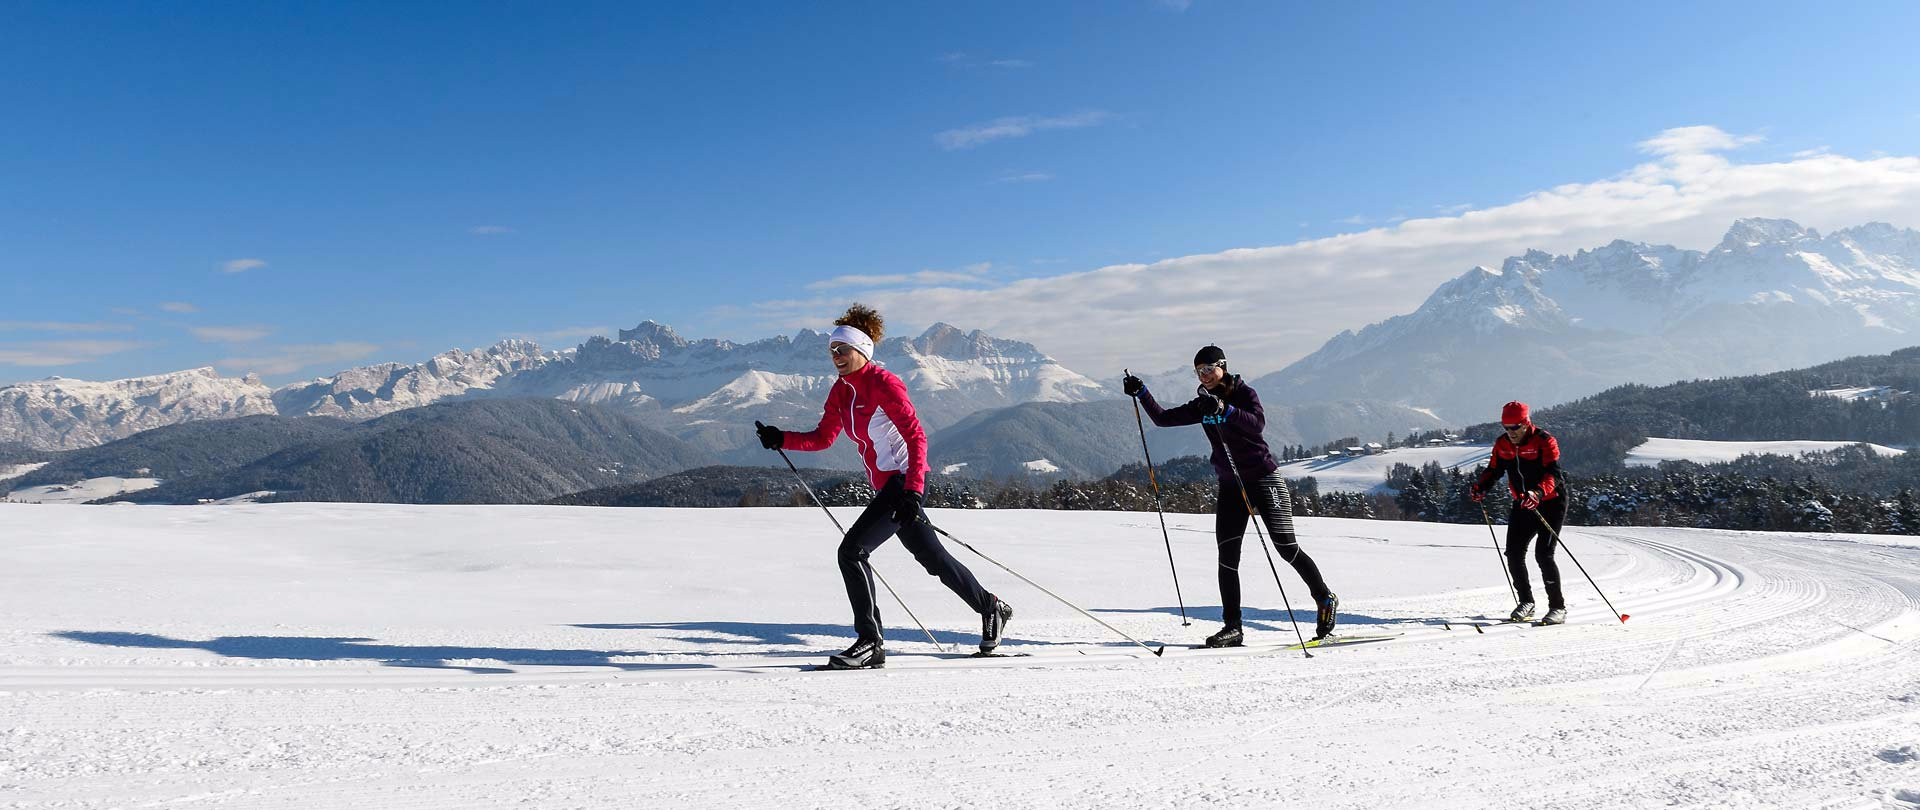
<box><xmin>756</xmin><ymin>304</ymin><xmax>1010</xmax><ymax>670</ymax></box>
<box><xmin>1469</xmin><ymin>401</ymin><xmax>1569</xmax><ymax>625</ymax></box>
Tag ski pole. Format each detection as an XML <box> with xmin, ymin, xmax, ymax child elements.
<box><xmin>760</xmin><ymin>423</ymin><xmax>947</xmax><ymax>652</ymax></box>
<box><xmin>1531</xmin><ymin>508</ymin><xmax>1630</xmax><ymax>624</ymax></box>
<box><xmin>917</xmin><ymin>517</ymin><xmax>1166</xmax><ymax>657</ymax></box>
<box><xmin>1211</xmin><ymin>427</ymin><xmax>1314</xmax><ymax>658</ymax></box>
<box><xmin>1127</xmin><ymin>370</ymin><xmax>1190</xmax><ymax>626</ymax></box>
<box><xmin>1479</xmin><ymin>503</ymin><xmax>1519</xmax><ymax>603</ymax></box>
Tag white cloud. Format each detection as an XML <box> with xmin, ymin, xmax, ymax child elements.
<box><xmin>936</xmin><ymin>111</ymin><xmax>1112</xmax><ymax>150</ymax></box>
<box><xmin>1636</xmin><ymin>125</ymin><xmax>1763</xmax><ymax>156</ymax></box>
<box><xmin>0</xmin><ymin>321</ymin><xmax>132</xmax><ymax>333</ymax></box>
<box><xmin>1792</xmin><ymin>146</ymin><xmax>1833</xmax><ymax>159</ymax></box>
<box><xmin>996</xmin><ymin>171</ymin><xmax>1055</xmax><ymax>184</ymax></box>
<box><xmin>1435</xmin><ymin>203</ymin><xmax>1475</xmax><ymax>215</ymax></box>
<box><xmin>189</xmin><ymin>325</ymin><xmax>272</xmax><ymax>343</ymax></box>
<box><xmin>470</xmin><ymin>225</ymin><xmax>514</xmax><ymax>235</ymax></box>
<box><xmin>989</xmin><ymin>59</ymin><xmax>1034</xmax><ymax>69</ymax></box>
<box><xmin>807</xmin><ymin>264</ymin><xmax>993</xmax><ymax>291</ymax></box>
<box><xmin>747</xmin><ymin>126</ymin><xmax>1920</xmax><ymax>380</ymax></box>
<box><xmin>217</xmin><ymin>342</ymin><xmax>380</xmax><ymax>376</ymax></box>
<box><xmin>221</xmin><ymin>258</ymin><xmax>268</xmax><ymax>274</ymax></box>
<box><xmin>0</xmin><ymin>340</ymin><xmax>145</xmax><ymax>367</ymax></box>
<box><xmin>159</xmin><ymin>302</ymin><xmax>199</xmax><ymax>314</ymax></box>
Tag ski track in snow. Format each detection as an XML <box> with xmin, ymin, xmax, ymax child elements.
<box><xmin>2</xmin><ymin>504</ymin><xmax>1918</xmax><ymax>809</ymax></box>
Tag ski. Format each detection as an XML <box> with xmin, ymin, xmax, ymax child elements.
<box><xmin>1283</xmin><ymin>632</ymin><xmax>1402</xmax><ymax>651</ymax></box>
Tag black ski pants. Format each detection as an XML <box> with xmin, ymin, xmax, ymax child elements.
<box><xmin>838</xmin><ymin>475</ymin><xmax>992</xmax><ymax>643</ymax></box>
<box><xmin>1506</xmin><ymin>497</ymin><xmax>1567</xmax><ymax>611</ymax></box>
<box><xmin>1215</xmin><ymin>472</ymin><xmax>1330</xmax><ymax>628</ymax></box>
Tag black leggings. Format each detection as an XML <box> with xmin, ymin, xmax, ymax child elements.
<box><xmin>1506</xmin><ymin>497</ymin><xmax>1567</xmax><ymax>611</ymax></box>
<box><xmin>1215</xmin><ymin>472</ymin><xmax>1330</xmax><ymax>628</ymax></box>
<box><xmin>838</xmin><ymin>476</ymin><xmax>992</xmax><ymax>642</ymax></box>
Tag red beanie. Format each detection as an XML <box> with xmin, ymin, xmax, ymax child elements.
<box><xmin>1501</xmin><ymin>401</ymin><xmax>1531</xmax><ymax>426</ymax></box>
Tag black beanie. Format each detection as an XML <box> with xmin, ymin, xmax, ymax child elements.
<box><xmin>1194</xmin><ymin>345</ymin><xmax>1226</xmax><ymax>367</ymax></box>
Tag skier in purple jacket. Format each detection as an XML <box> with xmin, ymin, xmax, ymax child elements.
<box><xmin>1123</xmin><ymin>345</ymin><xmax>1338</xmax><ymax>646</ymax></box>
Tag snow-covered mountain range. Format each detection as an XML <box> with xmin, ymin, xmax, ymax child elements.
<box><xmin>1258</xmin><ymin>218</ymin><xmax>1920</xmax><ymax>421</ymax></box>
<box><xmin>0</xmin><ymin>322</ymin><xmax>1107</xmax><ymax>454</ymax></box>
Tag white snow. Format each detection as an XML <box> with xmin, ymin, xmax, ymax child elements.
<box><xmin>1811</xmin><ymin>385</ymin><xmax>1897</xmax><ymax>401</ymax></box>
<box><xmin>1279</xmin><ymin>444</ymin><xmax>1492</xmax><ymax>493</ymax></box>
<box><xmin>2</xmin><ymin>503</ymin><xmax>1916</xmax><ymax>808</ymax></box>
<box><xmin>1625</xmin><ymin>437</ymin><xmax>1906</xmax><ymax>467</ymax></box>
<box><xmin>3</xmin><ymin>475</ymin><xmax>161</xmax><ymax>504</ymax></box>
<box><xmin>0</xmin><ymin>461</ymin><xmax>49</xmax><ymax>481</ymax></box>
<box><xmin>1022</xmin><ymin>458</ymin><xmax>1061</xmax><ymax>473</ymax></box>
<box><xmin>941</xmin><ymin>462</ymin><xmax>970</xmax><ymax>475</ymax></box>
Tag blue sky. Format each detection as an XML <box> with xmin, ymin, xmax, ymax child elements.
<box><xmin>5</xmin><ymin>1</ymin><xmax>1920</xmax><ymax>385</ymax></box>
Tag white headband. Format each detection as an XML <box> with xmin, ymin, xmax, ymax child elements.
<box><xmin>827</xmin><ymin>324</ymin><xmax>875</xmax><ymax>361</ymax></box>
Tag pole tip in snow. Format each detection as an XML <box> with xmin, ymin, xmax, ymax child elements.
<box><xmin>1619</xmin><ymin>614</ymin><xmax>1631</xmax><ymax>623</ymax></box>
<box><xmin>1153</xmin><ymin>645</ymin><xmax>1166</xmax><ymax>657</ymax></box>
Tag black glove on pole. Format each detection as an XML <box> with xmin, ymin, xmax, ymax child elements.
<box><xmin>891</xmin><ymin>490</ymin><xmax>923</xmax><ymax>527</ymax></box>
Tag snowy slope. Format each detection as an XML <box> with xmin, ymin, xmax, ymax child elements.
<box><xmin>4</xmin><ymin>503</ymin><xmax>1916</xmax><ymax>809</ymax></box>
<box><xmin>1278</xmin><ymin>444</ymin><xmax>1493</xmax><ymax>493</ymax></box>
<box><xmin>3</xmin><ymin>475</ymin><xmax>161</xmax><ymax>504</ymax></box>
<box><xmin>1625</xmin><ymin>437</ymin><xmax>1908</xmax><ymax>467</ymax></box>
<box><xmin>0</xmin><ymin>461</ymin><xmax>49</xmax><ymax>482</ymax></box>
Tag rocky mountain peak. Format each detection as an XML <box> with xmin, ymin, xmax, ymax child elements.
<box><xmin>1716</xmin><ymin>218</ymin><xmax>1818</xmax><ymax>253</ymax></box>
<box><xmin>617</xmin><ymin>320</ymin><xmax>687</xmax><ymax>347</ymax></box>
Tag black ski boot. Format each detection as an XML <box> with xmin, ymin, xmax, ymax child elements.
<box><xmin>826</xmin><ymin>638</ymin><xmax>885</xmax><ymax>670</ymax></box>
<box><xmin>980</xmin><ymin>596</ymin><xmax>1013</xmax><ymax>654</ymax></box>
<box><xmin>1314</xmin><ymin>593</ymin><xmax>1340</xmax><ymax>640</ymax></box>
<box><xmin>1203</xmin><ymin>626</ymin><xmax>1244</xmax><ymax>648</ymax></box>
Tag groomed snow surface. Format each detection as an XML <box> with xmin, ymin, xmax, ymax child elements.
<box><xmin>4</xmin><ymin>504</ymin><xmax>1918</xmax><ymax>809</ymax></box>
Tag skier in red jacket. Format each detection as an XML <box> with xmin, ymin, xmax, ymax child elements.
<box><xmin>756</xmin><ymin>304</ymin><xmax>1010</xmax><ymax>669</ymax></box>
<box><xmin>1470</xmin><ymin>401</ymin><xmax>1569</xmax><ymax>625</ymax></box>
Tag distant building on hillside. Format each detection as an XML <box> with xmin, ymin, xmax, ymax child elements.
<box><xmin>1363</xmin><ymin>442</ymin><xmax>1385</xmax><ymax>455</ymax></box>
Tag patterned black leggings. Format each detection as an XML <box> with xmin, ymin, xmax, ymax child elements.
<box><xmin>1215</xmin><ymin>472</ymin><xmax>1330</xmax><ymax>628</ymax></box>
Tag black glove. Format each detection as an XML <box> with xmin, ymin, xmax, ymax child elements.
<box><xmin>1196</xmin><ymin>386</ymin><xmax>1229</xmax><ymax>414</ymax></box>
<box><xmin>755</xmin><ymin>421</ymin><xmax>784</xmax><ymax>450</ymax></box>
<box><xmin>1122</xmin><ymin>373</ymin><xmax>1145</xmax><ymax>397</ymax></box>
<box><xmin>891</xmin><ymin>490</ymin><xmax>923</xmax><ymax>525</ymax></box>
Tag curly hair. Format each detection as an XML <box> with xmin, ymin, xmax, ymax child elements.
<box><xmin>834</xmin><ymin>303</ymin><xmax>884</xmax><ymax>344</ymax></box>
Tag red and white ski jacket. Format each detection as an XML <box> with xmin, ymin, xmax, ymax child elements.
<box><xmin>783</xmin><ymin>362</ymin><xmax>929</xmax><ymax>494</ymax></box>
<box><xmin>1474</xmin><ymin>429</ymin><xmax>1565</xmax><ymax>502</ymax></box>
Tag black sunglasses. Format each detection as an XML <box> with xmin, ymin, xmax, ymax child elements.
<box><xmin>1503</xmin><ymin>424</ymin><xmax>1527</xmax><ymax>431</ymax></box>
<box><xmin>829</xmin><ymin>344</ymin><xmax>857</xmax><ymax>357</ymax></box>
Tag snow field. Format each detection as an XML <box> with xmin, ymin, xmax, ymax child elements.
<box><xmin>1</xmin><ymin>503</ymin><xmax>1917</xmax><ymax>809</ymax></box>
<box><xmin>1277</xmin><ymin>443</ymin><xmax>1491</xmax><ymax>493</ymax></box>
<box><xmin>1624</xmin><ymin>436</ymin><xmax>1907</xmax><ymax>467</ymax></box>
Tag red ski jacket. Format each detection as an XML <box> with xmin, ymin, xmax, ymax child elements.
<box><xmin>783</xmin><ymin>362</ymin><xmax>929</xmax><ymax>494</ymax></box>
<box><xmin>1473</xmin><ymin>429</ymin><xmax>1565</xmax><ymax>502</ymax></box>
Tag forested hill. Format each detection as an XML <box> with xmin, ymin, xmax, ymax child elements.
<box><xmin>1471</xmin><ymin>346</ymin><xmax>1920</xmax><ymax>472</ymax></box>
